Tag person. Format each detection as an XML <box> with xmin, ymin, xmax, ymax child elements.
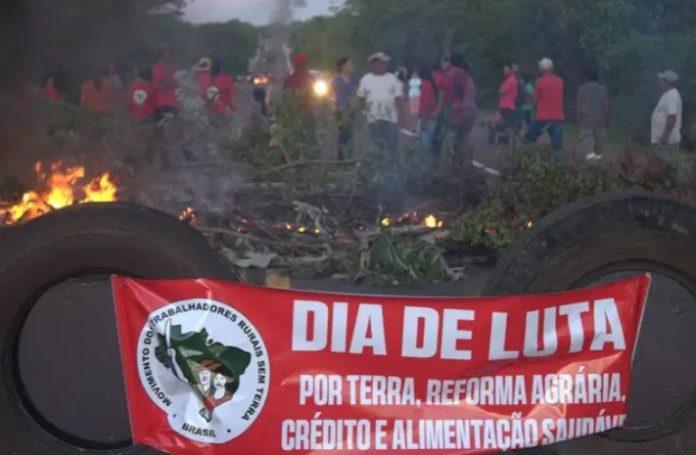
<box><xmin>520</xmin><ymin>73</ymin><xmax>535</xmax><ymax>128</ymax></box>
<box><xmin>433</xmin><ymin>54</ymin><xmax>471</xmax><ymax>165</ymax></box>
<box><xmin>194</xmin><ymin>56</ymin><xmax>213</xmax><ymax>102</ymax></box>
<box><xmin>651</xmin><ymin>70</ymin><xmax>683</xmax><ymax>171</ymax></box>
<box><xmin>489</xmin><ymin>63</ymin><xmax>519</xmax><ymax>145</ymax></box>
<box><xmin>124</xmin><ymin>66</ymin><xmax>155</xmax><ymax>122</ymax></box>
<box><xmin>80</xmin><ymin>65</ymin><xmax>113</xmax><ymax>112</ymax></box>
<box><xmin>357</xmin><ymin>52</ymin><xmax>404</xmax><ymax>160</ymax></box>
<box><xmin>284</xmin><ymin>54</ymin><xmax>311</xmax><ymax>92</ymax></box>
<box><xmin>333</xmin><ymin>57</ymin><xmax>358</xmax><ymax>158</ymax></box>
<box><xmin>417</xmin><ymin>64</ymin><xmax>438</xmax><ymax>151</ymax></box>
<box><xmin>152</xmin><ymin>46</ymin><xmax>179</xmax><ymax>120</ymax></box>
<box><xmin>524</xmin><ymin>57</ymin><xmax>565</xmax><ymax>153</ymax></box>
<box><xmin>576</xmin><ymin>68</ymin><xmax>608</xmax><ymax>160</ymax></box>
<box><xmin>208</xmin><ymin>58</ymin><xmax>237</xmax><ymax>116</ymax></box>
<box><xmin>408</xmin><ymin>69</ymin><xmax>422</xmax><ymax>115</ymax></box>
<box><xmin>461</xmin><ymin>60</ymin><xmax>479</xmax><ymax>137</ymax></box>
<box><xmin>41</xmin><ymin>72</ymin><xmax>61</xmax><ymax>101</ymax></box>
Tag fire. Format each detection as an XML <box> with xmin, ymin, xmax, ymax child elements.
<box><xmin>0</xmin><ymin>161</ymin><xmax>117</xmax><ymax>225</ymax></box>
<box><xmin>424</xmin><ymin>215</ymin><xmax>444</xmax><ymax>229</ymax></box>
<box><xmin>179</xmin><ymin>206</ymin><xmax>196</xmax><ymax>223</ymax></box>
<box><xmin>381</xmin><ymin>217</ymin><xmax>392</xmax><ymax>227</ymax></box>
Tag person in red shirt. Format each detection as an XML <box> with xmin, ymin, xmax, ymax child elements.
<box><xmin>283</xmin><ymin>54</ymin><xmax>311</xmax><ymax>92</ymax></box>
<box><xmin>42</xmin><ymin>76</ymin><xmax>60</xmax><ymax>101</ymax></box>
<box><xmin>124</xmin><ymin>67</ymin><xmax>155</xmax><ymax>123</ymax></box>
<box><xmin>434</xmin><ymin>54</ymin><xmax>471</xmax><ymax>165</ymax></box>
<box><xmin>417</xmin><ymin>64</ymin><xmax>438</xmax><ymax>151</ymax></box>
<box><xmin>80</xmin><ymin>66</ymin><xmax>113</xmax><ymax>113</ymax></box>
<box><xmin>489</xmin><ymin>63</ymin><xmax>519</xmax><ymax>145</ymax></box>
<box><xmin>209</xmin><ymin>59</ymin><xmax>237</xmax><ymax>116</ymax></box>
<box><xmin>524</xmin><ymin>57</ymin><xmax>565</xmax><ymax>153</ymax></box>
<box><xmin>151</xmin><ymin>47</ymin><xmax>179</xmax><ymax>120</ymax></box>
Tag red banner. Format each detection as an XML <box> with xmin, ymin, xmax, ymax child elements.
<box><xmin>112</xmin><ymin>275</ymin><xmax>650</xmax><ymax>454</ymax></box>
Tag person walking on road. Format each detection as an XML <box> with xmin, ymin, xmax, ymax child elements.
<box><xmin>651</xmin><ymin>70</ymin><xmax>683</xmax><ymax>173</ymax></box>
<box><xmin>433</xmin><ymin>54</ymin><xmax>472</xmax><ymax>166</ymax></box>
<box><xmin>416</xmin><ymin>64</ymin><xmax>438</xmax><ymax>152</ymax></box>
<box><xmin>524</xmin><ymin>58</ymin><xmax>565</xmax><ymax>154</ymax></box>
<box><xmin>333</xmin><ymin>57</ymin><xmax>358</xmax><ymax>159</ymax></box>
<box><xmin>357</xmin><ymin>52</ymin><xmax>405</xmax><ymax>161</ymax></box>
<box><xmin>489</xmin><ymin>63</ymin><xmax>519</xmax><ymax>145</ymax></box>
<box><xmin>576</xmin><ymin>68</ymin><xmax>608</xmax><ymax>161</ymax></box>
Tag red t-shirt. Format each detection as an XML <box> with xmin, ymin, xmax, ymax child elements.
<box><xmin>283</xmin><ymin>70</ymin><xmax>311</xmax><ymax>91</ymax></box>
<box><xmin>196</xmin><ymin>71</ymin><xmax>213</xmax><ymax>100</ymax></box>
<box><xmin>152</xmin><ymin>60</ymin><xmax>179</xmax><ymax>109</ymax></box>
<box><xmin>437</xmin><ymin>67</ymin><xmax>467</xmax><ymax>107</ymax></box>
<box><xmin>124</xmin><ymin>80</ymin><xmax>155</xmax><ymax>121</ymax></box>
<box><xmin>535</xmin><ymin>73</ymin><xmax>565</xmax><ymax>121</ymax></box>
<box><xmin>43</xmin><ymin>85</ymin><xmax>60</xmax><ymax>100</ymax></box>
<box><xmin>499</xmin><ymin>74</ymin><xmax>518</xmax><ymax>110</ymax></box>
<box><xmin>210</xmin><ymin>74</ymin><xmax>236</xmax><ymax>115</ymax></box>
<box><xmin>418</xmin><ymin>79</ymin><xmax>437</xmax><ymax>119</ymax></box>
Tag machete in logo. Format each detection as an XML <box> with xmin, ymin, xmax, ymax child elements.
<box><xmin>136</xmin><ymin>299</ymin><xmax>270</xmax><ymax>444</ymax></box>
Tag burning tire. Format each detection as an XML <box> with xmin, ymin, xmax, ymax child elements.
<box><xmin>483</xmin><ymin>191</ymin><xmax>696</xmax><ymax>442</ymax></box>
<box><xmin>0</xmin><ymin>203</ymin><xmax>229</xmax><ymax>454</ymax></box>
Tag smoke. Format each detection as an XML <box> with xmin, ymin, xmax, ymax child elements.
<box><xmin>269</xmin><ymin>0</ymin><xmax>307</xmax><ymax>25</ymax></box>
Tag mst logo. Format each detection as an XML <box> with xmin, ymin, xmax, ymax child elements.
<box><xmin>136</xmin><ymin>299</ymin><xmax>270</xmax><ymax>444</ymax></box>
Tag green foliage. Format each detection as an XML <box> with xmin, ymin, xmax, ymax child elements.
<box><xmin>452</xmin><ymin>146</ymin><xmax>625</xmax><ymax>249</ymax></box>
<box><xmin>359</xmin><ymin>231</ymin><xmax>450</xmax><ymax>284</ymax></box>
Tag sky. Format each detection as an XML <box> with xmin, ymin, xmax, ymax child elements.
<box><xmin>183</xmin><ymin>0</ymin><xmax>343</xmax><ymax>25</ymax></box>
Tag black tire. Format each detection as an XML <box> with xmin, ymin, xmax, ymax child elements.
<box><xmin>0</xmin><ymin>203</ymin><xmax>230</xmax><ymax>454</ymax></box>
<box><xmin>483</xmin><ymin>191</ymin><xmax>696</xmax><ymax>442</ymax></box>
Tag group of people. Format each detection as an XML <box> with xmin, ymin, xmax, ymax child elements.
<box><xmin>319</xmin><ymin>51</ymin><xmax>479</xmax><ymax>165</ymax></box>
<box><xmin>41</xmin><ymin>46</ymin><xmax>239</xmax><ymax>124</ymax></box>
<box><xmin>490</xmin><ymin>58</ymin><xmax>683</xmax><ymax>163</ymax></box>
<box><xmin>317</xmin><ymin>50</ymin><xmax>684</xmax><ymax>168</ymax></box>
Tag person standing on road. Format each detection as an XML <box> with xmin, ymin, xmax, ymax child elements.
<box><xmin>152</xmin><ymin>46</ymin><xmax>180</xmax><ymax>121</ymax></box>
<box><xmin>490</xmin><ymin>63</ymin><xmax>519</xmax><ymax>145</ymax></box>
<box><xmin>124</xmin><ymin>67</ymin><xmax>155</xmax><ymax>123</ymax></box>
<box><xmin>284</xmin><ymin>54</ymin><xmax>311</xmax><ymax>92</ymax></box>
<box><xmin>525</xmin><ymin>58</ymin><xmax>565</xmax><ymax>154</ymax></box>
<box><xmin>357</xmin><ymin>52</ymin><xmax>404</xmax><ymax>161</ymax></box>
<box><xmin>208</xmin><ymin>58</ymin><xmax>237</xmax><ymax>116</ymax></box>
<box><xmin>417</xmin><ymin>64</ymin><xmax>438</xmax><ymax>151</ymax></box>
<box><xmin>433</xmin><ymin>54</ymin><xmax>471</xmax><ymax>166</ymax></box>
<box><xmin>333</xmin><ymin>57</ymin><xmax>358</xmax><ymax>159</ymax></box>
<box><xmin>651</xmin><ymin>70</ymin><xmax>683</xmax><ymax>172</ymax></box>
<box><xmin>576</xmin><ymin>68</ymin><xmax>608</xmax><ymax>161</ymax></box>
<box><xmin>80</xmin><ymin>65</ymin><xmax>113</xmax><ymax>113</ymax></box>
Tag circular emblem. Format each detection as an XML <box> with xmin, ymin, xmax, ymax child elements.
<box><xmin>206</xmin><ymin>86</ymin><xmax>220</xmax><ymax>101</ymax></box>
<box><xmin>132</xmin><ymin>89</ymin><xmax>148</xmax><ymax>106</ymax></box>
<box><xmin>136</xmin><ymin>299</ymin><xmax>270</xmax><ymax>444</ymax></box>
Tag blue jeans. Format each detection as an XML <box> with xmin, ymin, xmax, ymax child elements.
<box><xmin>525</xmin><ymin>120</ymin><xmax>564</xmax><ymax>153</ymax></box>
<box><xmin>419</xmin><ymin>118</ymin><xmax>437</xmax><ymax>151</ymax></box>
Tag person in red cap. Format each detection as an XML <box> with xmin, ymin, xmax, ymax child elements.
<box><xmin>284</xmin><ymin>54</ymin><xmax>311</xmax><ymax>92</ymax></box>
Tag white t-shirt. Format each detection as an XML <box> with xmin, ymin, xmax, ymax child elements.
<box><xmin>651</xmin><ymin>88</ymin><xmax>682</xmax><ymax>144</ymax></box>
<box><xmin>357</xmin><ymin>72</ymin><xmax>403</xmax><ymax>123</ymax></box>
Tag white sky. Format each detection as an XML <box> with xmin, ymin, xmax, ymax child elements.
<box><xmin>183</xmin><ymin>0</ymin><xmax>343</xmax><ymax>25</ymax></box>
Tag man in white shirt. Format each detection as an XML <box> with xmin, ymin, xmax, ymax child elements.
<box><xmin>357</xmin><ymin>52</ymin><xmax>404</xmax><ymax>159</ymax></box>
<box><xmin>651</xmin><ymin>70</ymin><xmax>682</xmax><ymax>167</ymax></box>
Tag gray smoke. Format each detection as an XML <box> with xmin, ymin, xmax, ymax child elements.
<box><xmin>269</xmin><ymin>0</ymin><xmax>307</xmax><ymax>24</ymax></box>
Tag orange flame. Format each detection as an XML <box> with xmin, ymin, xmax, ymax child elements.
<box><xmin>0</xmin><ymin>161</ymin><xmax>118</xmax><ymax>225</ymax></box>
<box><xmin>424</xmin><ymin>215</ymin><xmax>444</xmax><ymax>229</ymax></box>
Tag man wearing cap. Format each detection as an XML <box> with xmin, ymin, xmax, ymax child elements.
<box><xmin>357</xmin><ymin>52</ymin><xmax>404</xmax><ymax>160</ymax></box>
<box><xmin>651</xmin><ymin>70</ymin><xmax>682</xmax><ymax>165</ymax></box>
<box><xmin>525</xmin><ymin>57</ymin><xmax>565</xmax><ymax>153</ymax></box>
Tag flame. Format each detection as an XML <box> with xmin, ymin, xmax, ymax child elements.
<box><xmin>381</xmin><ymin>217</ymin><xmax>391</xmax><ymax>227</ymax></box>
<box><xmin>0</xmin><ymin>161</ymin><xmax>117</xmax><ymax>225</ymax></box>
<box><xmin>179</xmin><ymin>206</ymin><xmax>196</xmax><ymax>223</ymax></box>
<box><xmin>526</xmin><ymin>220</ymin><xmax>534</xmax><ymax>229</ymax></box>
<box><xmin>424</xmin><ymin>215</ymin><xmax>444</xmax><ymax>229</ymax></box>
